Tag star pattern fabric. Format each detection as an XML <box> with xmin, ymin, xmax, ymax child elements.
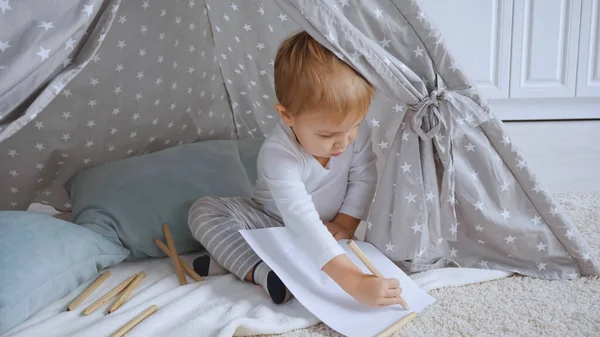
<box><xmin>1</xmin><ymin>0</ymin><xmax>235</xmax><ymax>210</ymax></box>
<box><xmin>0</xmin><ymin>0</ymin><xmax>104</xmax><ymax>125</ymax></box>
<box><xmin>0</xmin><ymin>0</ymin><xmax>598</xmax><ymax>279</ymax></box>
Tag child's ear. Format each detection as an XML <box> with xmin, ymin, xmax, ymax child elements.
<box><xmin>274</xmin><ymin>104</ymin><xmax>293</xmax><ymax>126</ymax></box>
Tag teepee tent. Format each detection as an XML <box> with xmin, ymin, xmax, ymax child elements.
<box><xmin>1</xmin><ymin>0</ymin><xmax>599</xmax><ymax>286</ymax></box>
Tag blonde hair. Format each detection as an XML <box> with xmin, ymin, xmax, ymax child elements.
<box><xmin>274</xmin><ymin>31</ymin><xmax>374</xmax><ymax>122</ymax></box>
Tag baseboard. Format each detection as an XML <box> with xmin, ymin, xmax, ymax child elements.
<box><xmin>488</xmin><ymin>97</ymin><xmax>600</xmax><ymax>121</ymax></box>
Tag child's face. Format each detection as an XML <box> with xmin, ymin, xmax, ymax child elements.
<box><xmin>275</xmin><ymin>104</ymin><xmax>364</xmax><ymax>160</ymax></box>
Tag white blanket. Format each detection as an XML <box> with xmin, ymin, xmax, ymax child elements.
<box><xmin>5</xmin><ymin>207</ymin><xmax>513</xmax><ymax>337</ymax></box>
<box><xmin>1</xmin><ymin>247</ymin><xmax>512</xmax><ymax>337</ymax></box>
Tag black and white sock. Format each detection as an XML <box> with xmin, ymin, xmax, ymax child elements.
<box><xmin>252</xmin><ymin>261</ymin><xmax>293</xmax><ymax>304</ymax></box>
<box><xmin>192</xmin><ymin>253</ymin><xmax>228</xmax><ymax>277</ymax></box>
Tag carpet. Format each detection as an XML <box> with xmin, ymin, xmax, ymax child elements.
<box><xmin>267</xmin><ymin>191</ymin><xmax>600</xmax><ymax>337</ymax></box>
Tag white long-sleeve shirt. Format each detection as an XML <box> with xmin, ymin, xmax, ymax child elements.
<box><xmin>252</xmin><ymin>121</ymin><xmax>377</xmax><ymax>269</ymax></box>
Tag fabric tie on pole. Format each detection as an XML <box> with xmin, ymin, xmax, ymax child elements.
<box><xmin>406</xmin><ymin>81</ymin><xmax>491</xmax><ymax>246</ymax></box>
<box><xmin>408</xmin><ymin>87</ymin><xmax>445</xmax><ymax>141</ymax></box>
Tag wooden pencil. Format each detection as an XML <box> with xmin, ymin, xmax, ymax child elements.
<box><xmin>67</xmin><ymin>271</ymin><xmax>111</xmax><ymax>311</ymax></box>
<box><xmin>110</xmin><ymin>304</ymin><xmax>158</xmax><ymax>337</ymax></box>
<box><xmin>154</xmin><ymin>239</ymin><xmax>203</xmax><ymax>282</ymax></box>
<box><xmin>162</xmin><ymin>224</ymin><xmax>187</xmax><ymax>285</ymax></box>
<box><xmin>375</xmin><ymin>312</ymin><xmax>418</xmax><ymax>337</ymax></box>
<box><xmin>108</xmin><ymin>272</ymin><xmax>146</xmax><ymax>313</ymax></box>
<box><xmin>347</xmin><ymin>240</ymin><xmax>384</xmax><ymax>278</ymax></box>
<box><xmin>83</xmin><ymin>274</ymin><xmax>136</xmax><ymax>315</ymax></box>
<box><xmin>346</xmin><ymin>240</ymin><xmax>409</xmax><ymax>310</ymax></box>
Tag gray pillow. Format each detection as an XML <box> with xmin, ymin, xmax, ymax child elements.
<box><xmin>236</xmin><ymin>137</ymin><xmax>266</xmax><ymax>187</ymax></box>
<box><xmin>66</xmin><ymin>138</ymin><xmax>264</xmax><ymax>260</ymax></box>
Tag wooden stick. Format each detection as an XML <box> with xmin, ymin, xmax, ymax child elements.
<box><xmin>154</xmin><ymin>239</ymin><xmax>203</xmax><ymax>282</ymax></box>
<box><xmin>163</xmin><ymin>223</ymin><xmax>187</xmax><ymax>285</ymax></box>
<box><xmin>108</xmin><ymin>272</ymin><xmax>146</xmax><ymax>313</ymax></box>
<box><xmin>67</xmin><ymin>271</ymin><xmax>111</xmax><ymax>311</ymax></box>
<box><xmin>83</xmin><ymin>274</ymin><xmax>136</xmax><ymax>315</ymax></box>
<box><xmin>347</xmin><ymin>240</ymin><xmax>384</xmax><ymax>277</ymax></box>
<box><xmin>346</xmin><ymin>240</ymin><xmax>409</xmax><ymax>310</ymax></box>
<box><xmin>375</xmin><ymin>312</ymin><xmax>418</xmax><ymax>337</ymax></box>
<box><xmin>110</xmin><ymin>304</ymin><xmax>158</xmax><ymax>337</ymax></box>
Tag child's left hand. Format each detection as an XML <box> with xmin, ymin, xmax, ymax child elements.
<box><xmin>324</xmin><ymin>221</ymin><xmax>352</xmax><ymax>240</ymax></box>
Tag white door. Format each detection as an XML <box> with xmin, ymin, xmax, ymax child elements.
<box><xmin>510</xmin><ymin>0</ymin><xmax>583</xmax><ymax>98</ymax></box>
<box><xmin>417</xmin><ymin>0</ymin><xmax>513</xmax><ymax>99</ymax></box>
<box><xmin>577</xmin><ymin>0</ymin><xmax>600</xmax><ymax>97</ymax></box>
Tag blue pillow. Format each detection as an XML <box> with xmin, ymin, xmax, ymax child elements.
<box><xmin>0</xmin><ymin>211</ymin><xmax>129</xmax><ymax>333</ymax></box>
<box><xmin>66</xmin><ymin>138</ymin><xmax>265</xmax><ymax>260</ymax></box>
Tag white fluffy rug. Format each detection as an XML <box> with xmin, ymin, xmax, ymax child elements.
<box><xmin>266</xmin><ymin>192</ymin><xmax>600</xmax><ymax>337</ymax></box>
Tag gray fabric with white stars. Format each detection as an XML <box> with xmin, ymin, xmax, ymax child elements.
<box><xmin>0</xmin><ymin>0</ymin><xmax>598</xmax><ymax>278</ymax></box>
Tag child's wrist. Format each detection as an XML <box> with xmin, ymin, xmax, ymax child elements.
<box><xmin>322</xmin><ymin>255</ymin><xmax>363</xmax><ymax>291</ymax></box>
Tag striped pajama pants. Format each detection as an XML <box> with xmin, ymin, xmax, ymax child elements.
<box><xmin>187</xmin><ymin>196</ymin><xmax>283</xmax><ymax>280</ymax></box>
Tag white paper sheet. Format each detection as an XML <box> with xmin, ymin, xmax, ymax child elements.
<box><xmin>240</xmin><ymin>227</ymin><xmax>436</xmax><ymax>337</ymax></box>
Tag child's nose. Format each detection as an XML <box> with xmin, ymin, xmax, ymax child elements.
<box><xmin>337</xmin><ymin>136</ymin><xmax>350</xmax><ymax>148</ymax></box>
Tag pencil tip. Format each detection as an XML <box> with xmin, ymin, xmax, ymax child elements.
<box><xmin>66</xmin><ymin>308</ymin><xmax>70</xmax><ymax>312</ymax></box>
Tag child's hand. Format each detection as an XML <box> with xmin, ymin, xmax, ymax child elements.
<box><xmin>350</xmin><ymin>274</ymin><xmax>403</xmax><ymax>307</ymax></box>
<box><xmin>322</xmin><ymin>255</ymin><xmax>403</xmax><ymax>307</ymax></box>
<box><xmin>324</xmin><ymin>221</ymin><xmax>352</xmax><ymax>240</ymax></box>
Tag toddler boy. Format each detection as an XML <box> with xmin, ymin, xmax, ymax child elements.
<box><xmin>188</xmin><ymin>31</ymin><xmax>403</xmax><ymax>306</ymax></box>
